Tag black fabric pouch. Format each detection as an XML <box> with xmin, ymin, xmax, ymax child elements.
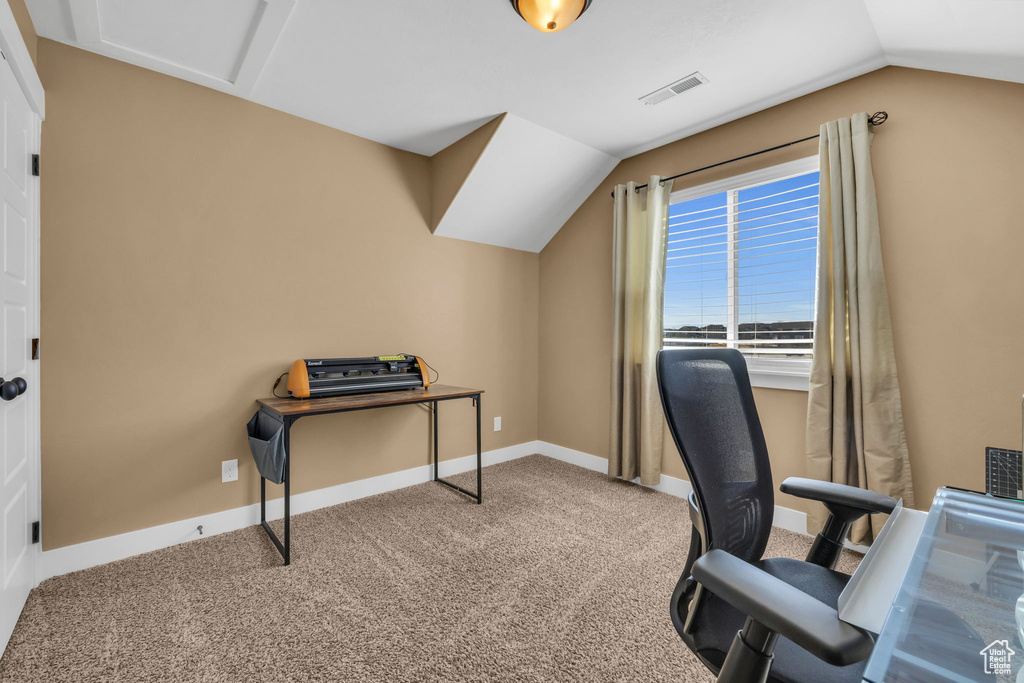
<box><xmin>246</xmin><ymin>410</ymin><xmax>286</xmax><ymax>484</ymax></box>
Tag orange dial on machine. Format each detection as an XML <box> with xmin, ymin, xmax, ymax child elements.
<box><xmin>285</xmin><ymin>355</ymin><xmax>431</xmax><ymax>399</ymax></box>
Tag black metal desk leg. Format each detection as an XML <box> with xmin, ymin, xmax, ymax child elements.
<box><xmin>476</xmin><ymin>395</ymin><xmax>482</xmax><ymax>504</ymax></box>
<box><xmin>433</xmin><ymin>401</ymin><xmax>439</xmax><ymax>482</ymax></box>
<box><xmin>283</xmin><ymin>417</ymin><xmax>291</xmax><ymax>565</ymax></box>
<box><xmin>433</xmin><ymin>395</ymin><xmax>482</xmax><ymax>503</ymax></box>
<box><xmin>258</xmin><ymin>415</ymin><xmax>291</xmax><ymax>566</ymax></box>
<box><xmin>260</xmin><ymin>477</ymin><xmax>266</xmax><ymax>523</ymax></box>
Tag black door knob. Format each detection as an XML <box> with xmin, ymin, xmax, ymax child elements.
<box><xmin>0</xmin><ymin>381</ymin><xmax>17</xmax><ymax>401</ymax></box>
<box><xmin>0</xmin><ymin>377</ymin><xmax>26</xmax><ymax>401</ymax></box>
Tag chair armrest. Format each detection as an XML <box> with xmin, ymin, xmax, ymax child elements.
<box><xmin>781</xmin><ymin>477</ymin><xmax>897</xmax><ymax>519</ymax></box>
<box><xmin>690</xmin><ymin>550</ymin><xmax>874</xmax><ymax>666</ymax></box>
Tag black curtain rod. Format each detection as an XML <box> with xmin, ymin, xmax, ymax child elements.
<box><xmin>611</xmin><ymin>111</ymin><xmax>888</xmax><ymax>197</ymax></box>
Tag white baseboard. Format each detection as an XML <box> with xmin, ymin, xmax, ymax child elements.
<box><xmin>928</xmin><ymin>548</ymin><xmax>990</xmax><ymax>586</ymax></box>
<box><xmin>39</xmin><ymin>438</ymin><xmax>869</xmax><ymax>583</ymax></box>
<box><xmin>773</xmin><ymin>506</ymin><xmax>810</xmax><ymax>537</ymax></box>
<box><xmin>39</xmin><ymin>441</ymin><xmax>540</xmax><ymax>582</ymax></box>
<box><xmin>535</xmin><ymin>441</ymin><xmax>810</xmax><ymax>537</ymax></box>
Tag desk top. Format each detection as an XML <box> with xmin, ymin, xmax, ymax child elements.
<box><xmin>257</xmin><ymin>384</ymin><xmax>483</xmax><ymax>418</ymax></box>
<box><xmin>864</xmin><ymin>487</ymin><xmax>1024</xmax><ymax>682</ymax></box>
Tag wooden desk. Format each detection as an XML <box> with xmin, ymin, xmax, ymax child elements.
<box><xmin>255</xmin><ymin>384</ymin><xmax>483</xmax><ymax>565</ymax></box>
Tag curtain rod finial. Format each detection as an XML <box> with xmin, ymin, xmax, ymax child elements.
<box><xmin>868</xmin><ymin>111</ymin><xmax>888</xmax><ymax>126</ymax></box>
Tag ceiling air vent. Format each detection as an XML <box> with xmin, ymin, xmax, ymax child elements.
<box><xmin>639</xmin><ymin>72</ymin><xmax>709</xmax><ymax>106</ymax></box>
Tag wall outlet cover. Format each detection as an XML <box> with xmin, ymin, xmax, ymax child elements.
<box><xmin>222</xmin><ymin>459</ymin><xmax>238</xmax><ymax>483</ymax></box>
<box><xmin>494</xmin><ymin>416</ymin><xmax>502</xmax><ymax>432</ymax></box>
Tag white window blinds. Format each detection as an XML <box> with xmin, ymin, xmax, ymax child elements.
<box><xmin>663</xmin><ymin>157</ymin><xmax>820</xmax><ymax>373</ymax></box>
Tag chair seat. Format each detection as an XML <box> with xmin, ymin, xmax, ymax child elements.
<box><xmin>674</xmin><ymin>557</ymin><xmax>866</xmax><ymax>683</ymax></box>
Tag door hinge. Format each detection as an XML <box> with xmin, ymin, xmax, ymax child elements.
<box><xmin>31</xmin><ymin>521</ymin><xmax>39</xmax><ymax>544</ymax></box>
<box><xmin>31</xmin><ymin>154</ymin><xmax>39</xmax><ymax>177</ymax></box>
<box><xmin>32</xmin><ymin>337</ymin><xmax>39</xmax><ymax>360</ymax></box>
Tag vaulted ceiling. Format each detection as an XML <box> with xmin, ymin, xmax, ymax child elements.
<box><xmin>24</xmin><ymin>0</ymin><xmax>1024</xmax><ymax>250</ymax></box>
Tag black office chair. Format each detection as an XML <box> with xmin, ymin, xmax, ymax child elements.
<box><xmin>656</xmin><ymin>348</ymin><xmax>898</xmax><ymax>683</ymax></box>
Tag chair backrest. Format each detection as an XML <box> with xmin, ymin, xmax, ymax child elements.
<box><xmin>657</xmin><ymin>348</ymin><xmax>774</xmax><ymax>564</ymax></box>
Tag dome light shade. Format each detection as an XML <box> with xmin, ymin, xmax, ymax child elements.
<box><xmin>509</xmin><ymin>0</ymin><xmax>592</xmax><ymax>33</ymax></box>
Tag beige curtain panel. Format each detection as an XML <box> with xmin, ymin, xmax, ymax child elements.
<box><xmin>609</xmin><ymin>176</ymin><xmax>673</xmax><ymax>485</ymax></box>
<box><xmin>806</xmin><ymin>113</ymin><xmax>914</xmax><ymax>544</ymax></box>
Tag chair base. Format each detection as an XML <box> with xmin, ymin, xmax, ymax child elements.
<box><xmin>717</xmin><ymin>620</ymin><xmax>778</xmax><ymax>683</ymax></box>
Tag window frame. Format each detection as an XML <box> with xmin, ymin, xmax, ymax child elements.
<box><xmin>666</xmin><ymin>156</ymin><xmax>820</xmax><ymax>392</ymax></box>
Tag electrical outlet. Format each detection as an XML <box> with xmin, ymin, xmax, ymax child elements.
<box><xmin>222</xmin><ymin>459</ymin><xmax>238</xmax><ymax>483</ymax></box>
<box><xmin>494</xmin><ymin>416</ymin><xmax>502</xmax><ymax>432</ymax></box>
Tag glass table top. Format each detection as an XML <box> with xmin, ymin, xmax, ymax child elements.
<box><xmin>864</xmin><ymin>487</ymin><xmax>1024</xmax><ymax>682</ymax></box>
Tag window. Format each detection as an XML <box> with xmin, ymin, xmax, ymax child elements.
<box><xmin>663</xmin><ymin>157</ymin><xmax>819</xmax><ymax>390</ymax></box>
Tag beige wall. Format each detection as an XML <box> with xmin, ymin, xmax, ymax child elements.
<box><xmin>38</xmin><ymin>39</ymin><xmax>539</xmax><ymax>550</ymax></box>
<box><xmin>539</xmin><ymin>66</ymin><xmax>1024</xmax><ymax>514</ymax></box>
<box><xmin>8</xmin><ymin>0</ymin><xmax>36</xmax><ymax>66</ymax></box>
<box><xmin>430</xmin><ymin>115</ymin><xmax>503</xmax><ymax>230</ymax></box>
<box><xmin>31</xmin><ymin>38</ymin><xmax>1024</xmax><ymax>550</ymax></box>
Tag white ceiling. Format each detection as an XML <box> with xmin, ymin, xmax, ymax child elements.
<box><xmin>22</xmin><ymin>0</ymin><xmax>1024</xmax><ymax>252</ymax></box>
<box><xmin>863</xmin><ymin>0</ymin><xmax>1024</xmax><ymax>85</ymax></box>
<box><xmin>247</xmin><ymin>0</ymin><xmax>891</xmax><ymax>158</ymax></box>
<box><xmin>37</xmin><ymin>0</ymin><xmax>297</xmax><ymax>96</ymax></box>
<box><xmin>96</xmin><ymin>0</ymin><xmax>265</xmax><ymax>82</ymax></box>
<box><xmin>26</xmin><ymin>0</ymin><xmax>1024</xmax><ymax>160</ymax></box>
<box><xmin>433</xmin><ymin>114</ymin><xmax>618</xmax><ymax>252</ymax></box>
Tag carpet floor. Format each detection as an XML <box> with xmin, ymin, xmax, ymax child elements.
<box><xmin>0</xmin><ymin>455</ymin><xmax>860</xmax><ymax>682</ymax></box>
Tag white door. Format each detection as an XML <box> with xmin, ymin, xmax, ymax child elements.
<box><xmin>0</xmin><ymin>50</ymin><xmax>40</xmax><ymax>656</ymax></box>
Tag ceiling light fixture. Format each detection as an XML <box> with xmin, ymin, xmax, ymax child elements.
<box><xmin>508</xmin><ymin>0</ymin><xmax>592</xmax><ymax>33</ymax></box>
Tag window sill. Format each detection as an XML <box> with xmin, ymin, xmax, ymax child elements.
<box><xmin>749</xmin><ymin>370</ymin><xmax>810</xmax><ymax>392</ymax></box>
